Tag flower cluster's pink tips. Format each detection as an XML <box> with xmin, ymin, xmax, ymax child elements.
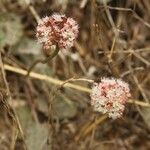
<box><xmin>90</xmin><ymin>78</ymin><xmax>131</xmax><ymax>119</ymax></box>
<box><xmin>36</xmin><ymin>13</ymin><xmax>79</xmax><ymax>55</ymax></box>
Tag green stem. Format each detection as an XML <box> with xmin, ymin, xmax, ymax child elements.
<box><xmin>26</xmin><ymin>48</ymin><xmax>59</xmax><ymax>77</ymax></box>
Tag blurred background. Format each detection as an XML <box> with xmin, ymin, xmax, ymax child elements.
<box><xmin>0</xmin><ymin>0</ymin><xmax>150</xmax><ymax>149</ymax></box>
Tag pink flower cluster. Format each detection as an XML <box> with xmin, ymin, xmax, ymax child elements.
<box><xmin>36</xmin><ymin>13</ymin><xmax>78</xmax><ymax>54</ymax></box>
<box><xmin>91</xmin><ymin>78</ymin><xmax>131</xmax><ymax>119</ymax></box>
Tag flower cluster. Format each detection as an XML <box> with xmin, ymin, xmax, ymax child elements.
<box><xmin>90</xmin><ymin>78</ymin><xmax>131</xmax><ymax>119</ymax></box>
<box><xmin>36</xmin><ymin>13</ymin><xmax>78</xmax><ymax>55</ymax></box>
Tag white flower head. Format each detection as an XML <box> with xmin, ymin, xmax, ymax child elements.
<box><xmin>91</xmin><ymin>77</ymin><xmax>131</xmax><ymax>119</ymax></box>
<box><xmin>36</xmin><ymin>13</ymin><xmax>79</xmax><ymax>55</ymax></box>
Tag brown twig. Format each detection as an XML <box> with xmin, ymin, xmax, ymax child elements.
<box><xmin>0</xmin><ymin>51</ymin><xmax>27</xmax><ymax>149</ymax></box>
<box><xmin>3</xmin><ymin>64</ymin><xmax>150</xmax><ymax>107</ymax></box>
<box><xmin>24</xmin><ymin>0</ymin><xmax>40</xmax><ymax>22</ymax></box>
<box><xmin>75</xmin><ymin>114</ymin><xmax>107</xmax><ymax>141</ymax></box>
<box><xmin>102</xmin><ymin>6</ymin><xmax>150</xmax><ymax>28</ymax></box>
<box><xmin>27</xmin><ymin>48</ymin><xmax>59</xmax><ymax>77</ymax></box>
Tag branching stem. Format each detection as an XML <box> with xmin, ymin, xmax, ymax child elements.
<box><xmin>27</xmin><ymin>48</ymin><xmax>59</xmax><ymax>77</ymax></box>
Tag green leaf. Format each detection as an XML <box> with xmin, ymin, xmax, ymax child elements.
<box><xmin>26</xmin><ymin>124</ymin><xmax>50</xmax><ymax>150</ymax></box>
<box><xmin>16</xmin><ymin>106</ymin><xmax>50</xmax><ymax>150</ymax></box>
<box><xmin>52</xmin><ymin>95</ymin><xmax>77</xmax><ymax>119</ymax></box>
<box><xmin>141</xmin><ymin>108</ymin><xmax>150</xmax><ymax>128</ymax></box>
<box><xmin>96</xmin><ymin>0</ymin><xmax>112</xmax><ymax>4</ymax></box>
<box><xmin>13</xmin><ymin>37</ymin><xmax>42</xmax><ymax>56</ymax></box>
<box><xmin>0</xmin><ymin>13</ymin><xmax>23</xmax><ymax>47</ymax></box>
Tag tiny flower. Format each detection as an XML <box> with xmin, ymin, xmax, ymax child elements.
<box><xmin>36</xmin><ymin>13</ymin><xmax>79</xmax><ymax>55</ymax></box>
<box><xmin>90</xmin><ymin>77</ymin><xmax>131</xmax><ymax>119</ymax></box>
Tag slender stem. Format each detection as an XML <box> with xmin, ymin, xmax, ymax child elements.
<box><xmin>26</xmin><ymin>48</ymin><xmax>59</xmax><ymax>77</ymax></box>
<box><xmin>3</xmin><ymin>64</ymin><xmax>150</xmax><ymax>107</ymax></box>
<box><xmin>82</xmin><ymin>114</ymin><xmax>107</xmax><ymax>138</ymax></box>
<box><xmin>75</xmin><ymin>114</ymin><xmax>107</xmax><ymax>141</ymax></box>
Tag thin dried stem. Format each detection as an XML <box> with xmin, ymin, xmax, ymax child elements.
<box><xmin>75</xmin><ymin>114</ymin><xmax>107</xmax><ymax>141</ymax></box>
<box><xmin>132</xmin><ymin>52</ymin><xmax>150</xmax><ymax>66</ymax></box>
<box><xmin>27</xmin><ymin>48</ymin><xmax>59</xmax><ymax>77</ymax></box>
<box><xmin>103</xmin><ymin>6</ymin><xmax>150</xmax><ymax>28</ymax></box>
<box><xmin>108</xmin><ymin>36</ymin><xmax>117</xmax><ymax>63</ymax></box>
<box><xmin>3</xmin><ymin>64</ymin><xmax>150</xmax><ymax>107</ymax></box>
<box><xmin>0</xmin><ymin>52</ymin><xmax>27</xmax><ymax>149</ymax></box>
<box><xmin>5</xmin><ymin>64</ymin><xmax>91</xmax><ymax>93</ymax></box>
<box><xmin>24</xmin><ymin>0</ymin><xmax>40</xmax><ymax>22</ymax></box>
<box><xmin>98</xmin><ymin>47</ymin><xmax>150</xmax><ymax>54</ymax></box>
<box><xmin>127</xmin><ymin>57</ymin><xmax>149</xmax><ymax>103</ymax></box>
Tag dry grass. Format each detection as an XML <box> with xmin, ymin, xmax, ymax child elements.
<box><xmin>0</xmin><ymin>0</ymin><xmax>150</xmax><ymax>149</ymax></box>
